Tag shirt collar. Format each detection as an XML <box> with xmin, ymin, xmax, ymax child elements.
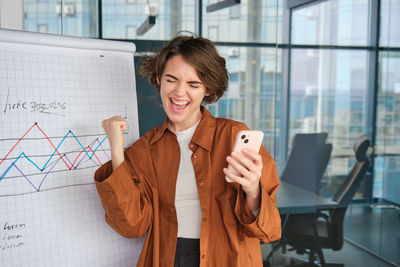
<box><xmin>149</xmin><ymin>106</ymin><xmax>216</xmax><ymax>152</ymax></box>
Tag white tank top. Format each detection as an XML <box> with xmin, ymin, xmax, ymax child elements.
<box><xmin>170</xmin><ymin>121</ymin><xmax>202</xmax><ymax>238</ymax></box>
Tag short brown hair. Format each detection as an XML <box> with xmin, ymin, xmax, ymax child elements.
<box><xmin>139</xmin><ymin>35</ymin><xmax>228</xmax><ymax>104</ymax></box>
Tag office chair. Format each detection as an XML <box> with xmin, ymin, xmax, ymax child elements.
<box><xmin>281</xmin><ymin>133</ymin><xmax>332</xmax><ymax>194</ymax></box>
<box><xmin>264</xmin><ymin>133</ymin><xmax>332</xmax><ymax>267</ymax></box>
<box><xmin>283</xmin><ymin>134</ymin><xmax>373</xmax><ymax>267</ymax></box>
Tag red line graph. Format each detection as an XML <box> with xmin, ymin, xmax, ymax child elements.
<box><xmin>0</xmin><ymin>122</ymin><xmax>109</xmax><ymax>183</ymax></box>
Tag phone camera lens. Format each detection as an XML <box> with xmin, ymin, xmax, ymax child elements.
<box><xmin>244</xmin><ymin>139</ymin><xmax>249</xmax><ymax>144</ymax></box>
<box><xmin>241</xmin><ymin>135</ymin><xmax>246</xmax><ymax>139</ymax></box>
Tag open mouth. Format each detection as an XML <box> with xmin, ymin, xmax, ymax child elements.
<box><xmin>170</xmin><ymin>98</ymin><xmax>190</xmax><ymax>111</ymax></box>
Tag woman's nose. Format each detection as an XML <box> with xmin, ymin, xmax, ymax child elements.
<box><xmin>174</xmin><ymin>82</ymin><xmax>186</xmax><ymax>95</ymax></box>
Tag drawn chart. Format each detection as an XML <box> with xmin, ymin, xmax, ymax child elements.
<box><xmin>0</xmin><ymin>122</ymin><xmax>109</xmax><ymax>196</ymax></box>
<box><xmin>0</xmin><ymin>30</ymin><xmax>144</xmax><ymax>267</ymax></box>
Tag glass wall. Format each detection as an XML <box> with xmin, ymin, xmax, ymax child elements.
<box><xmin>102</xmin><ymin>0</ymin><xmax>195</xmax><ymax>39</ymax></box>
<box><xmin>0</xmin><ymin>0</ymin><xmax>399</xmax><ymax>265</ymax></box>
<box><xmin>287</xmin><ymin>0</ymin><xmax>399</xmax><ymax>265</ymax></box>
<box><xmin>208</xmin><ymin>46</ymin><xmax>282</xmax><ymax>154</ymax></box>
<box><xmin>289</xmin><ymin>48</ymin><xmax>368</xmax><ymax>195</ymax></box>
<box><xmin>375</xmin><ymin>0</ymin><xmax>400</xmax><ymax>216</ymax></box>
<box><xmin>375</xmin><ymin>52</ymin><xmax>400</xmax><ymax>202</ymax></box>
<box><xmin>24</xmin><ymin>0</ymin><xmax>98</xmax><ymax>37</ymax></box>
<box><xmin>291</xmin><ymin>0</ymin><xmax>369</xmax><ymax>46</ymax></box>
<box><xmin>380</xmin><ymin>0</ymin><xmax>400</xmax><ymax>47</ymax></box>
<box><xmin>375</xmin><ymin>0</ymin><xmax>400</xmax><ymax>205</ymax></box>
<box><xmin>202</xmin><ymin>0</ymin><xmax>283</xmax><ymax>43</ymax></box>
<box><xmin>289</xmin><ymin>0</ymin><xmax>370</xmax><ymax>198</ymax></box>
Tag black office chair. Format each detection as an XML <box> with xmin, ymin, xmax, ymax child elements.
<box><xmin>264</xmin><ymin>133</ymin><xmax>332</xmax><ymax>267</ymax></box>
<box><xmin>283</xmin><ymin>134</ymin><xmax>373</xmax><ymax>267</ymax></box>
<box><xmin>281</xmin><ymin>133</ymin><xmax>332</xmax><ymax>194</ymax></box>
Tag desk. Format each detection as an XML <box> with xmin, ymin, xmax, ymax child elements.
<box><xmin>265</xmin><ymin>181</ymin><xmax>339</xmax><ymax>265</ymax></box>
<box><xmin>277</xmin><ymin>181</ymin><xmax>338</xmax><ymax>215</ymax></box>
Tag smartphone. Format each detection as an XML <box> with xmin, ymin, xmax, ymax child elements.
<box><xmin>225</xmin><ymin>130</ymin><xmax>264</xmax><ymax>182</ymax></box>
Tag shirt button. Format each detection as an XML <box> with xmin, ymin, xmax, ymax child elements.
<box><xmin>199</xmin><ymin>182</ymin><xmax>205</xmax><ymax>188</ymax></box>
<box><xmin>190</xmin><ymin>143</ymin><xmax>195</xmax><ymax>148</ymax></box>
<box><xmin>202</xmin><ymin>254</ymin><xmax>206</xmax><ymax>260</ymax></box>
<box><xmin>202</xmin><ymin>217</ymin><xmax>207</xmax><ymax>223</ymax></box>
<box><xmin>193</xmin><ymin>154</ymin><xmax>198</xmax><ymax>159</ymax></box>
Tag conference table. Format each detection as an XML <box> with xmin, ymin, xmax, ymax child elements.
<box><xmin>265</xmin><ymin>181</ymin><xmax>339</xmax><ymax>265</ymax></box>
<box><xmin>276</xmin><ymin>180</ymin><xmax>338</xmax><ymax>215</ymax></box>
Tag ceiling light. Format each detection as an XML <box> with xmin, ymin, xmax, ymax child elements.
<box><xmin>137</xmin><ymin>16</ymin><xmax>156</xmax><ymax>36</ymax></box>
<box><xmin>206</xmin><ymin>0</ymin><xmax>241</xmax><ymax>13</ymax></box>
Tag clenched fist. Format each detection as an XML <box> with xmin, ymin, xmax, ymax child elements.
<box><xmin>102</xmin><ymin>116</ymin><xmax>127</xmax><ymax>171</ymax></box>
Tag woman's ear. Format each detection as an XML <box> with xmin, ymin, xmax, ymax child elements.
<box><xmin>156</xmin><ymin>75</ymin><xmax>161</xmax><ymax>86</ymax></box>
<box><xmin>205</xmin><ymin>87</ymin><xmax>211</xmax><ymax>96</ymax></box>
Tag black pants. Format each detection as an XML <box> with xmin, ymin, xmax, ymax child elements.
<box><xmin>174</xmin><ymin>238</ymin><xmax>200</xmax><ymax>267</ymax></box>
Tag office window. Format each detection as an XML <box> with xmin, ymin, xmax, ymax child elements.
<box><xmin>202</xmin><ymin>0</ymin><xmax>283</xmax><ymax>43</ymax></box>
<box><xmin>291</xmin><ymin>0</ymin><xmax>369</xmax><ymax>46</ymax></box>
<box><xmin>208</xmin><ymin>46</ymin><xmax>282</xmax><ymax>156</ymax></box>
<box><xmin>229</xmin><ymin>4</ymin><xmax>241</xmax><ymax>19</ymax></box>
<box><xmin>37</xmin><ymin>23</ymin><xmax>48</xmax><ymax>33</ymax></box>
<box><xmin>126</xmin><ymin>25</ymin><xmax>137</xmax><ymax>39</ymax></box>
<box><xmin>374</xmin><ymin>52</ymin><xmax>400</xmax><ymax>202</ymax></box>
<box><xmin>23</xmin><ymin>0</ymin><xmax>97</xmax><ymax>37</ymax></box>
<box><xmin>207</xmin><ymin>26</ymin><xmax>218</xmax><ymax>41</ymax></box>
<box><xmin>102</xmin><ymin>0</ymin><xmax>195</xmax><ymax>40</ymax></box>
<box><xmin>289</xmin><ymin>49</ymin><xmax>368</xmax><ymax>196</ymax></box>
<box><xmin>380</xmin><ymin>0</ymin><xmax>400</xmax><ymax>47</ymax></box>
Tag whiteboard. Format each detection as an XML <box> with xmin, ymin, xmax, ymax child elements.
<box><xmin>0</xmin><ymin>29</ymin><xmax>144</xmax><ymax>266</ymax></box>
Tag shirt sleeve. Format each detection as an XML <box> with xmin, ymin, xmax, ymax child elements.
<box><xmin>94</xmin><ymin>154</ymin><xmax>153</xmax><ymax>238</ymax></box>
<box><xmin>234</xmin><ymin>147</ymin><xmax>282</xmax><ymax>243</ymax></box>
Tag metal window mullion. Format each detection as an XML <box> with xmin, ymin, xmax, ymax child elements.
<box><xmin>365</xmin><ymin>0</ymin><xmax>381</xmax><ymax>203</ymax></box>
<box><xmin>278</xmin><ymin>4</ymin><xmax>292</xmax><ymax>174</ymax></box>
<box><xmin>195</xmin><ymin>0</ymin><xmax>203</xmax><ymax>37</ymax></box>
<box><xmin>98</xmin><ymin>0</ymin><xmax>103</xmax><ymax>39</ymax></box>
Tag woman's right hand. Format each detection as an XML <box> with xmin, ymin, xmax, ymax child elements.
<box><xmin>102</xmin><ymin>116</ymin><xmax>127</xmax><ymax>170</ymax></box>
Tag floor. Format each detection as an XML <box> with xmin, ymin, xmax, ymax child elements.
<box><xmin>262</xmin><ymin>203</ymin><xmax>400</xmax><ymax>267</ymax></box>
<box><xmin>344</xmin><ymin>203</ymin><xmax>400</xmax><ymax>265</ymax></box>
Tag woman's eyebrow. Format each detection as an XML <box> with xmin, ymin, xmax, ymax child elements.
<box><xmin>165</xmin><ymin>74</ymin><xmax>178</xmax><ymax>80</ymax></box>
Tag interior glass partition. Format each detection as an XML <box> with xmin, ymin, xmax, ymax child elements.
<box><xmin>289</xmin><ymin>48</ymin><xmax>369</xmax><ymax>197</ymax></box>
<box><xmin>289</xmin><ymin>0</ymin><xmax>370</xmax><ymax>199</ymax></box>
<box><xmin>282</xmin><ymin>0</ymin><xmax>398</xmax><ymax>266</ymax></box>
<box><xmin>368</xmin><ymin>0</ymin><xmax>400</xmax><ymax>263</ymax></box>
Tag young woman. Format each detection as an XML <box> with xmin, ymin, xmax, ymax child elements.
<box><xmin>94</xmin><ymin>35</ymin><xmax>281</xmax><ymax>267</ymax></box>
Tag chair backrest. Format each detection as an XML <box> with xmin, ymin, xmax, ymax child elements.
<box><xmin>333</xmin><ymin>135</ymin><xmax>372</xmax><ymax>207</ymax></box>
<box><xmin>328</xmin><ymin>135</ymin><xmax>372</xmax><ymax>250</ymax></box>
<box><xmin>280</xmin><ymin>132</ymin><xmax>332</xmax><ymax>193</ymax></box>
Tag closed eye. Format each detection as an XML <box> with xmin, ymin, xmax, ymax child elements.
<box><xmin>164</xmin><ymin>74</ymin><xmax>178</xmax><ymax>83</ymax></box>
<box><xmin>188</xmin><ymin>82</ymin><xmax>202</xmax><ymax>88</ymax></box>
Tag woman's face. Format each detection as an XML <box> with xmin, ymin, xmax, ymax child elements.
<box><xmin>159</xmin><ymin>54</ymin><xmax>208</xmax><ymax>132</ymax></box>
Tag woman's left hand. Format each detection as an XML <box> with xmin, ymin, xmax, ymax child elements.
<box><xmin>223</xmin><ymin>148</ymin><xmax>263</xmax><ymax>200</ymax></box>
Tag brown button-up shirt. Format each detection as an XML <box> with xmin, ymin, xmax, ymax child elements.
<box><xmin>94</xmin><ymin>107</ymin><xmax>281</xmax><ymax>267</ymax></box>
